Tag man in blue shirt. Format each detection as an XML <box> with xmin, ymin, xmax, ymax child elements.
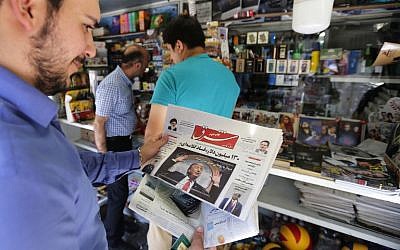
<box><xmin>0</xmin><ymin>1</ymin><xmax>168</xmax><ymax>249</ymax></box>
<box><xmin>94</xmin><ymin>45</ymin><xmax>149</xmax><ymax>249</ymax></box>
<box><xmin>145</xmin><ymin>15</ymin><xmax>240</xmax><ymax>249</ymax></box>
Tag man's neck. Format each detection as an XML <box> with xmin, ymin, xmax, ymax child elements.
<box><xmin>181</xmin><ymin>47</ymin><xmax>205</xmax><ymax>61</ymax></box>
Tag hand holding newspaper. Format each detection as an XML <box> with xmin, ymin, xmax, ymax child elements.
<box><xmin>129</xmin><ymin>105</ymin><xmax>283</xmax><ymax>247</ymax></box>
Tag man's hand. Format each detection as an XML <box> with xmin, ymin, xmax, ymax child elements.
<box><xmin>189</xmin><ymin>227</ymin><xmax>217</xmax><ymax>250</ymax></box>
<box><xmin>140</xmin><ymin>134</ymin><xmax>168</xmax><ymax>164</ymax></box>
<box><xmin>174</xmin><ymin>154</ymin><xmax>189</xmax><ymax>162</ymax></box>
<box><xmin>211</xmin><ymin>169</ymin><xmax>222</xmax><ymax>187</ymax></box>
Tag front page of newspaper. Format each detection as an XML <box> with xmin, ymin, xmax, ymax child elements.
<box><xmin>129</xmin><ymin>175</ymin><xmax>259</xmax><ymax>248</ymax></box>
<box><xmin>144</xmin><ymin>105</ymin><xmax>283</xmax><ymax>220</ymax></box>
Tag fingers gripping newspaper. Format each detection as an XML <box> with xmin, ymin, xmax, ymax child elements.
<box><xmin>129</xmin><ymin>105</ymin><xmax>283</xmax><ymax>247</ymax></box>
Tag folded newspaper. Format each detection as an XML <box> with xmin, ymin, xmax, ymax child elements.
<box><xmin>129</xmin><ymin>105</ymin><xmax>283</xmax><ymax>247</ymax></box>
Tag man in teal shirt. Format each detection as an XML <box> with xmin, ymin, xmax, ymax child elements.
<box><xmin>145</xmin><ymin>15</ymin><xmax>240</xmax><ymax>249</ymax></box>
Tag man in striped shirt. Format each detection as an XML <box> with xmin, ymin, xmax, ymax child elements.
<box><xmin>94</xmin><ymin>45</ymin><xmax>149</xmax><ymax>249</ymax></box>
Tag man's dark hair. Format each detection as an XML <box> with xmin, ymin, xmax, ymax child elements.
<box><xmin>170</xmin><ymin>118</ymin><xmax>177</xmax><ymax>124</ymax></box>
<box><xmin>162</xmin><ymin>15</ymin><xmax>205</xmax><ymax>49</ymax></box>
<box><xmin>121</xmin><ymin>50</ymin><xmax>145</xmax><ymax>65</ymax></box>
<box><xmin>261</xmin><ymin>140</ymin><xmax>270</xmax><ymax>146</ymax></box>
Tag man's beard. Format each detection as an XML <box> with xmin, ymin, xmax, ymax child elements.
<box><xmin>28</xmin><ymin>15</ymin><xmax>71</xmax><ymax>96</ymax></box>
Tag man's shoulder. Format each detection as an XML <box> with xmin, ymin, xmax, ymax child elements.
<box><xmin>98</xmin><ymin>68</ymin><xmax>123</xmax><ymax>86</ymax></box>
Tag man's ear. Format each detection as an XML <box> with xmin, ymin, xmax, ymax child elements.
<box><xmin>134</xmin><ymin>61</ymin><xmax>142</xmax><ymax>71</ymax></box>
<box><xmin>175</xmin><ymin>40</ymin><xmax>185</xmax><ymax>54</ymax></box>
<box><xmin>9</xmin><ymin>0</ymin><xmax>43</xmax><ymax>31</ymax></box>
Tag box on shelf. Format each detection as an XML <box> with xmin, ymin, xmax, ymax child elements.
<box><xmin>92</xmin><ymin>27</ymin><xmax>109</xmax><ymax>37</ymax></box>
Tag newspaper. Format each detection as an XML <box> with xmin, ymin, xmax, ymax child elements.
<box><xmin>129</xmin><ymin>175</ymin><xmax>259</xmax><ymax>248</ymax></box>
<box><xmin>142</xmin><ymin>105</ymin><xmax>283</xmax><ymax>220</ymax></box>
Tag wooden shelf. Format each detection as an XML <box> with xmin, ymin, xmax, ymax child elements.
<box><xmin>258</xmin><ymin>175</ymin><xmax>400</xmax><ymax>249</ymax></box>
<box><xmin>270</xmin><ymin>166</ymin><xmax>400</xmax><ymax>205</ymax></box>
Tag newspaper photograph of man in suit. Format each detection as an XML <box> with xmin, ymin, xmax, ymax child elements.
<box><xmin>155</xmin><ymin>147</ymin><xmax>235</xmax><ymax>203</ymax></box>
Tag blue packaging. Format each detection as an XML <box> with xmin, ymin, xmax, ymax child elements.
<box><xmin>348</xmin><ymin>50</ymin><xmax>361</xmax><ymax>74</ymax></box>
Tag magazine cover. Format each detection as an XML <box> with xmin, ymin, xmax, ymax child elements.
<box><xmin>294</xmin><ymin>142</ymin><xmax>330</xmax><ymax>173</ymax></box>
<box><xmin>232</xmin><ymin>108</ymin><xmax>254</xmax><ymax>123</ymax></box>
<box><xmin>324</xmin><ymin>143</ymin><xmax>399</xmax><ymax>191</ymax></box>
<box><xmin>367</xmin><ymin>121</ymin><xmax>397</xmax><ymax>143</ymax></box>
<box><xmin>253</xmin><ymin>110</ymin><xmax>280</xmax><ymax>128</ymax></box>
<box><xmin>297</xmin><ymin>115</ymin><xmax>338</xmax><ymax>147</ymax></box>
<box><xmin>337</xmin><ymin>118</ymin><xmax>365</xmax><ymax>147</ymax></box>
<box><xmin>277</xmin><ymin>113</ymin><xmax>297</xmax><ymax>160</ymax></box>
<box><xmin>321</xmin><ymin>156</ymin><xmax>398</xmax><ymax>191</ymax></box>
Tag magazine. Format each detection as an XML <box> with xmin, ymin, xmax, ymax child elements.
<box><xmin>129</xmin><ymin>175</ymin><xmax>259</xmax><ymax>248</ymax></box>
<box><xmin>297</xmin><ymin>115</ymin><xmax>338</xmax><ymax>147</ymax></box>
<box><xmin>321</xmin><ymin>155</ymin><xmax>399</xmax><ymax>192</ymax></box>
<box><xmin>277</xmin><ymin>113</ymin><xmax>297</xmax><ymax>161</ymax></box>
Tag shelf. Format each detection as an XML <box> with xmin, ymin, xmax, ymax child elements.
<box><xmin>73</xmin><ymin>139</ymin><xmax>97</xmax><ymax>152</ymax></box>
<box><xmin>94</xmin><ymin>31</ymin><xmax>145</xmax><ymax>41</ymax></box>
<box><xmin>258</xmin><ymin>175</ymin><xmax>400</xmax><ymax>249</ymax></box>
<box><xmin>270</xmin><ymin>166</ymin><xmax>400</xmax><ymax>204</ymax></box>
<box><xmin>327</xmin><ymin>75</ymin><xmax>400</xmax><ymax>84</ymax></box>
<box><xmin>226</xmin><ymin>9</ymin><xmax>400</xmax><ymax>32</ymax></box>
<box><xmin>59</xmin><ymin>119</ymin><xmax>94</xmax><ymax>131</ymax></box>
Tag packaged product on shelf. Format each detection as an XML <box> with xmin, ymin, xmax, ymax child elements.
<box><xmin>64</xmin><ymin>88</ymin><xmax>95</xmax><ymax>123</ymax></box>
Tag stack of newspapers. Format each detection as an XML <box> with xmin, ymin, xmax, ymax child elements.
<box><xmin>129</xmin><ymin>105</ymin><xmax>283</xmax><ymax>248</ymax></box>
<box><xmin>295</xmin><ymin>181</ymin><xmax>357</xmax><ymax>224</ymax></box>
<box><xmin>355</xmin><ymin>196</ymin><xmax>400</xmax><ymax>237</ymax></box>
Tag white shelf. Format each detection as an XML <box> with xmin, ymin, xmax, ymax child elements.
<box><xmin>258</xmin><ymin>175</ymin><xmax>400</xmax><ymax>249</ymax></box>
<box><xmin>59</xmin><ymin>119</ymin><xmax>94</xmax><ymax>131</ymax></box>
<box><xmin>73</xmin><ymin>139</ymin><xmax>97</xmax><ymax>152</ymax></box>
<box><xmin>270</xmin><ymin>166</ymin><xmax>400</xmax><ymax>204</ymax></box>
<box><xmin>326</xmin><ymin>75</ymin><xmax>400</xmax><ymax>84</ymax></box>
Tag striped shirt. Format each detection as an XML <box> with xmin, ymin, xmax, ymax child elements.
<box><xmin>95</xmin><ymin>66</ymin><xmax>137</xmax><ymax>137</ymax></box>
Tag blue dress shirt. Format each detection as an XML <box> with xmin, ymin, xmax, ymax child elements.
<box><xmin>0</xmin><ymin>66</ymin><xmax>140</xmax><ymax>250</ymax></box>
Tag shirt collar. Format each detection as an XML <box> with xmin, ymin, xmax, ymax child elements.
<box><xmin>0</xmin><ymin>66</ymin><xmax>58</xmax><ymax>127</ymax></box>
<box><xmin>116</xmin><ymin>66</ymin><xmax>133</xmax><ymax>87</ymax></box>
